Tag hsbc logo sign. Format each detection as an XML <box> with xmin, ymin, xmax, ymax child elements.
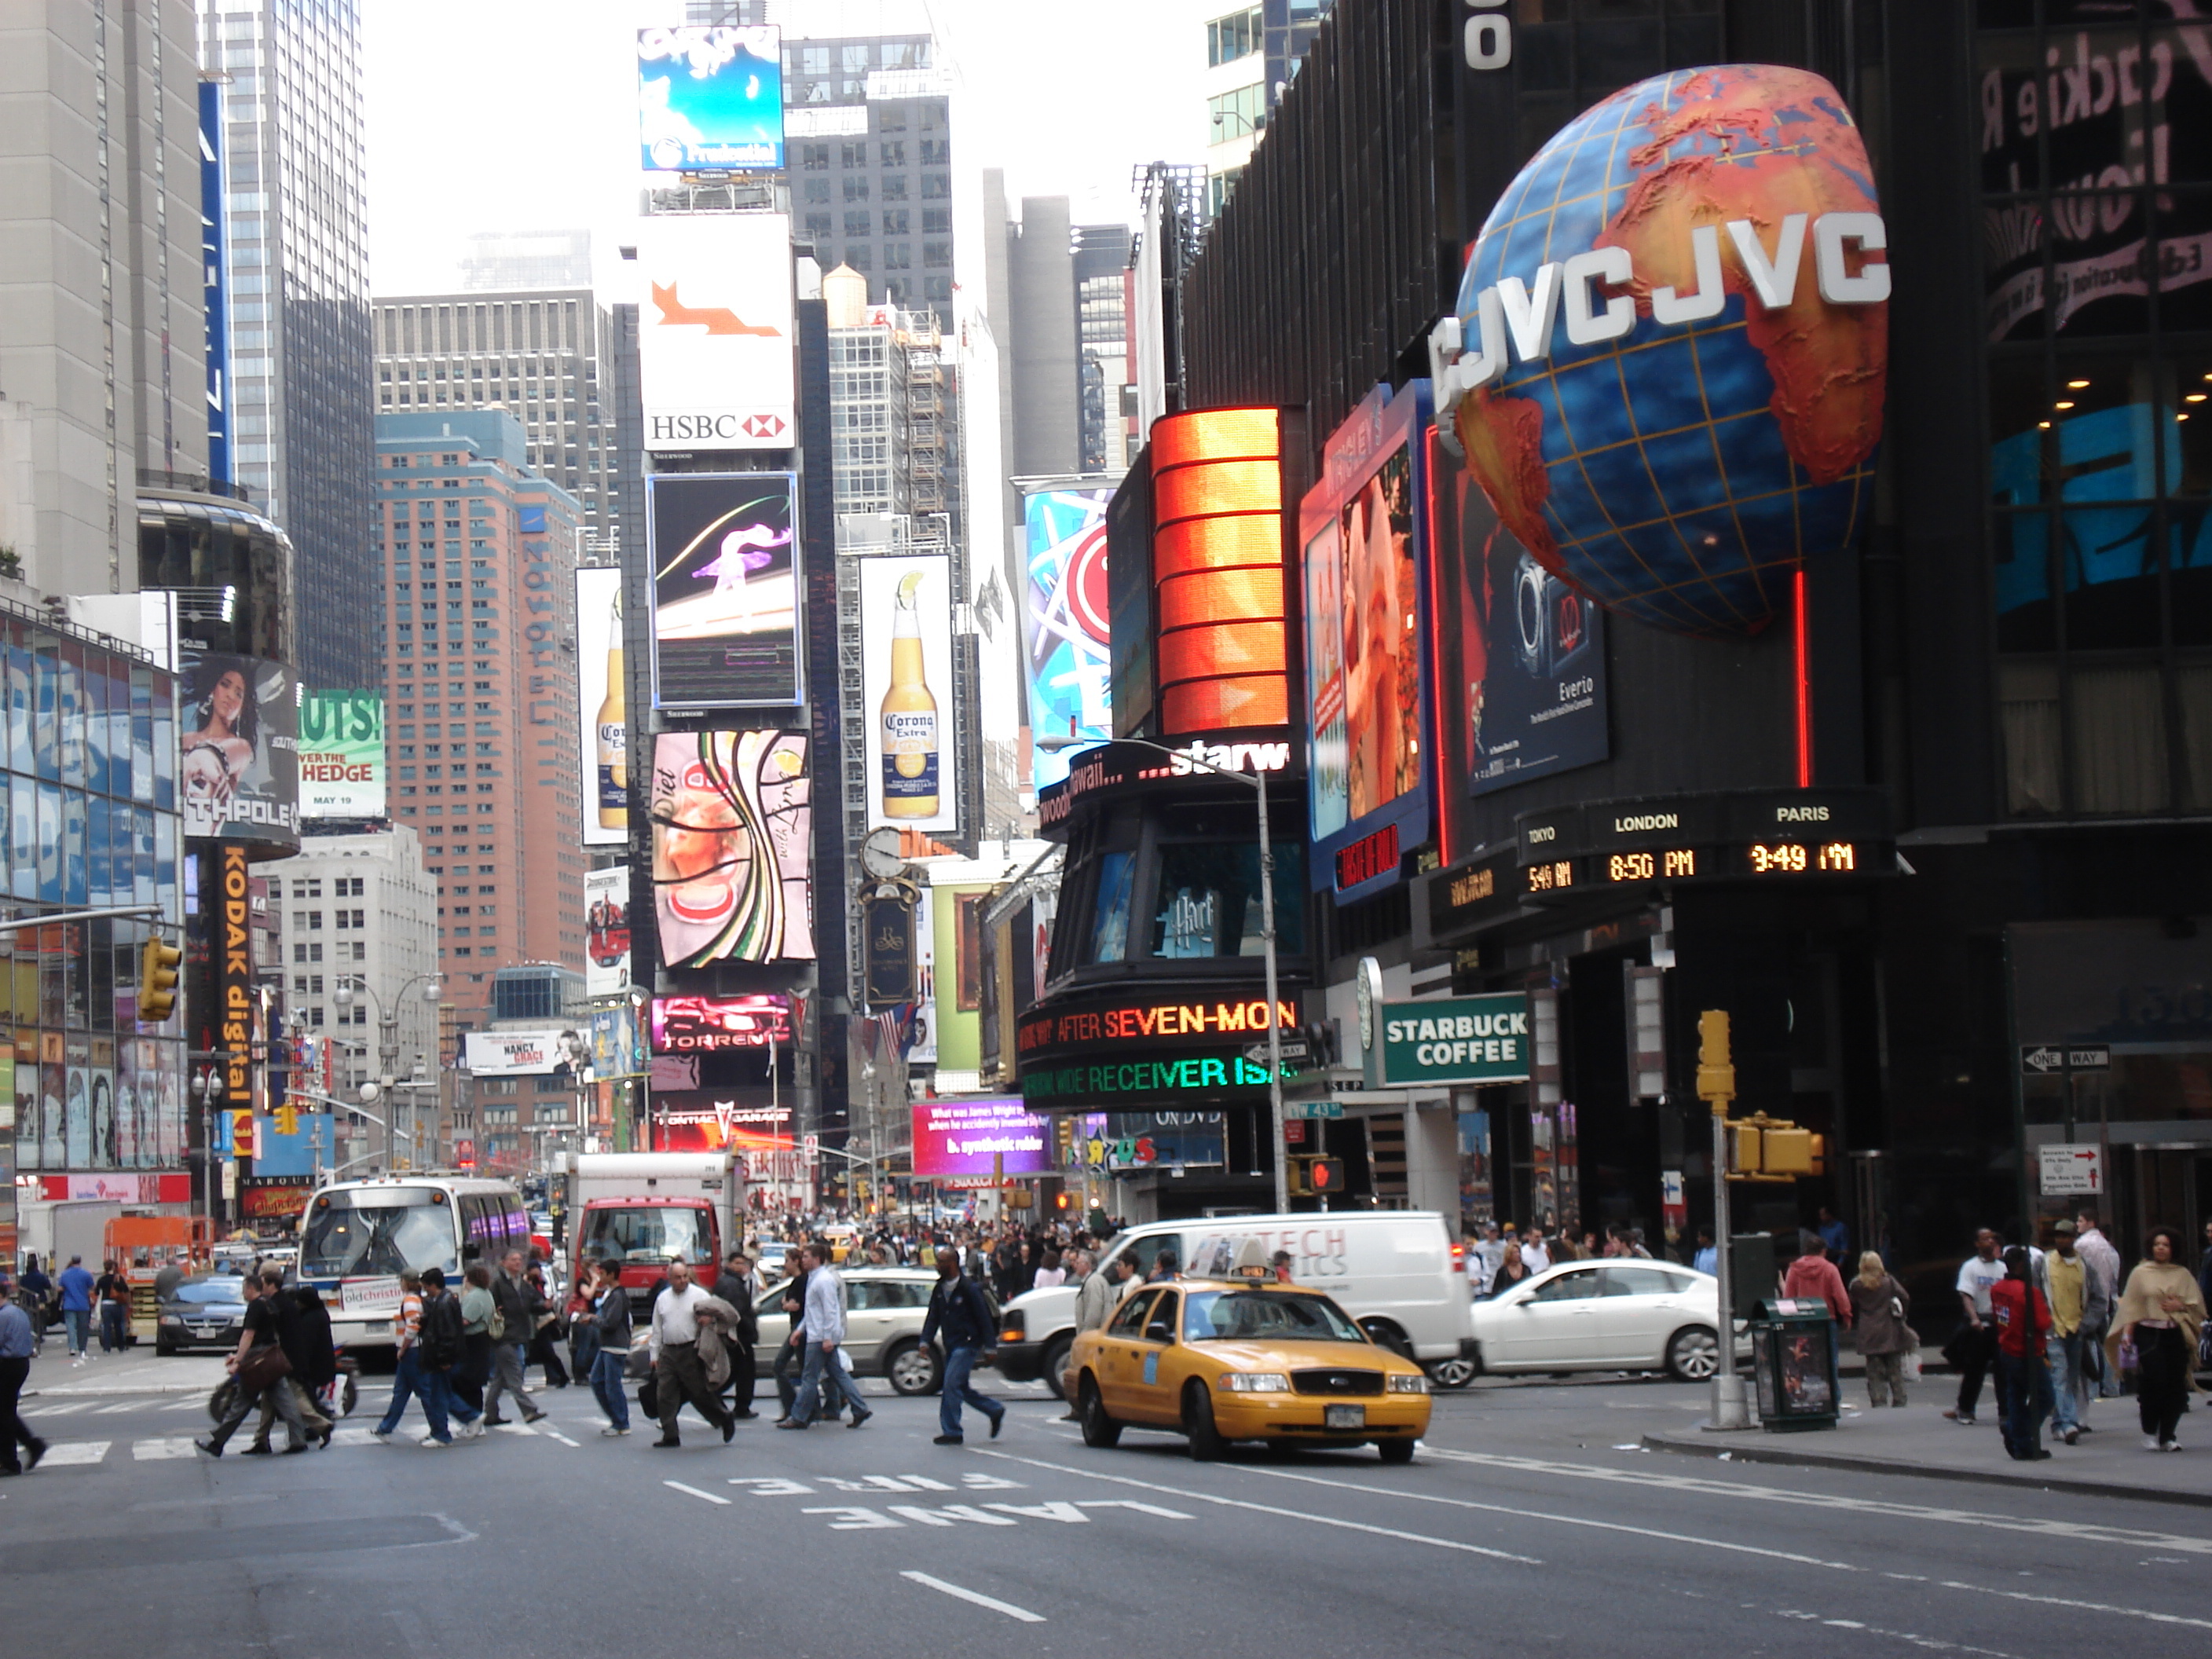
<box><xmin>650</xmin><ymin>411</ymin><xmax>789</xmax><ymax>445</ymax></box>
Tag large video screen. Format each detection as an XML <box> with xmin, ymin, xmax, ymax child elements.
<box><xmin>1298</xmin><ymin>383</ymin><xmax>1432</xmax><ymax>892</ymax></box>
<box><xmin>648</xmin><ymin>730</ymin><xmax>814</xmax><ymax>967</ymax></box>
<box><xmin>1023</xmin><ymin>489</ymin><xmax>1115</xmax><ymax>788</ymax></box>
<box><xmin>648</xmin><ymin>472</ymin><xmax>801</xmax><ymax>708</ymax></box>
<box><xmin>638</xmin><ymin>25</ymin><xmax>786</xmax><ymax>172</ymax></box>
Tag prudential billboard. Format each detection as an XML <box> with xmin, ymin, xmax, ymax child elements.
<box><xmin>635</xmin><ymin>214</ymin><xmax>795</xmax><ymax>452</ymax></box>
<box><xmin>639</xmin><ymin>26</ymin><xmax>785</xmax><ymax>173</ymax></box>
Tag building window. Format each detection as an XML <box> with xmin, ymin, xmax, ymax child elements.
<box><xmin>1208</xmin><ymin>82</ymin><xmax>1265</xmax><ymax>143</ymax></box>
<box><xmin>1207</xmin><ymin>5</ymin><xmax>1262</xmax><ymax>67</ymax></box>
<box><xmin>921</xmin><ymin>174</ymin><xmax>949</xmax><ymax>200</ymax></box>
<box><xmin>844</xmin><ymin>210</ymin><xmax>872</xmax><ymax>237</ymax></box>
<box><xmin>843</xmin><ymin>175</ymin><xmax>870</xmax><ymax>203</ymax></box>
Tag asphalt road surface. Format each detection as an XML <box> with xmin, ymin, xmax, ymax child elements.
<box><xmin>5</xmin><ymin>1369</ymin><xmax>2205</xmax><ymax>1657</ymax></box>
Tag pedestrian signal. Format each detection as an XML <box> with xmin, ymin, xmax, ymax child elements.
<box><xmin>1295</xmin><ymin>1156</ymin><xmax>1346</xmax><ymax>1196</ymax></box>
<box><xmin>139</xmin><ymin>935</ymin><xmax>183</xmax><ymax>1022</ymax></box>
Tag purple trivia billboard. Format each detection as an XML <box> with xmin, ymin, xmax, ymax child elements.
<box><xmin>910</xmin><ymin>1097</ymin><xmax>1052</xmax><ymax>1179</ymax></box>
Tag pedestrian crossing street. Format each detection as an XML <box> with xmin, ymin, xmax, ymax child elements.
<box><xmin>16</xmin><ymin>1397</ymin><xmax>594</xmax><ymax>1467</ymax></box>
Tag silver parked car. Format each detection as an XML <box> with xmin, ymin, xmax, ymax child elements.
<box><xmin>753</xmin><ymin>1267</ymin><xmax>943</xmax><ymax>1395</ymax></box>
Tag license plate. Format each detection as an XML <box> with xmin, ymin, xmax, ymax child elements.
<box><xmin>1324</xmin><ymin>1404</ymin><xmax>1365</xmax><ymax>1430</ymax></box>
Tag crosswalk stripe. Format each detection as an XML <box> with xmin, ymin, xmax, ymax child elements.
<box><xmin>164</xmin><ymin>1400</ymin><xmax>209</xmax><ymax>1413</ymax></box>
<box><xmin>132</xmin><ymin>1438</ymin><xmax>200</xmax><ymax>1460</ymax></box>
<box><xmin>35</xmin><ymin>1441</ymin><xmax>110</xmax><ymax>1467</ymax></box>
<box><xmin>331</xmin><ymin>1428</ymin><xmax>382</xmax><ymax>1447</ymax></box>
<box><xmin>96</xmin><ymin>1402</ymin><xmax>142</xmax><ymax>1415</ymax></box>
<box><xmin>31</xmin><ymin>1402</ymin><xmax>94</xmax><ymax>1417</ymax></box>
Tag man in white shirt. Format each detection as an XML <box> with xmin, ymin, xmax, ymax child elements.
<box><xmin>1945</xmin><ymin>1229</ymin><xmax>2008</xmax><ymax>1426</ymax></box>
<box><xmin>649</xmin><ymin>1261</ymin><xmax>735</xmax><ymax>1448</ymax></box>
<box><xmin>1470</xmin><ymin>1224</ymin><xmax>1504</xmax><ymax>1298</ymax></box>
<box><xmin>1521</xmin><ymin>1226</ymin><xmax>1552</xmax><ymax>1276</ymax></box>
<box><xmin>777</xmin><ymin>1244</ymin><xmax>873</xmax><ymax>1430</ymax></box>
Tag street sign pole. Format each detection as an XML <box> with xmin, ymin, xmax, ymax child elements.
<box><xmin>1699</xmin><ymin>1010</ymin><xmax>1752</xmax><ymax>1432</ymax></box>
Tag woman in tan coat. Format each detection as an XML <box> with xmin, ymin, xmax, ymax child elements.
<box><xmin>2111</xmin><ymin>1226</ymin><xmax>2207</xmax><ymax>1452</ymax></box>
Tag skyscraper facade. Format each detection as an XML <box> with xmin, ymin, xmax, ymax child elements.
<box><xmin>372</xmin><ymin>291</ymin><xmax>629</xmax><ymax>555</ymax></box>
<box><xmin>374</xmin><ymin>410</ymin><xmax>584</xmax><ymax>1018</ymax></box>
<box><xmin>0</xmin><ymin>0</ymin><xmax>204</xmax><ymax>596</ymax></box>
<box><xmin>196</xmin><ymin>0</ymin><xmax>378</xmax><ymax>687</ymax></box>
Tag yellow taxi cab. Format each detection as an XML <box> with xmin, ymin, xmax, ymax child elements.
<box><xmin>1069</xmin><ymin>1274</ymin><xmax>1431</xmax><ymax>1463</ymax></box>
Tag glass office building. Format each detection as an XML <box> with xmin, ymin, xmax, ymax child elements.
<box><xmin>0</xmin><ymin>602</ymin><xmax>188</xmax><ymax>1205</ymax></box>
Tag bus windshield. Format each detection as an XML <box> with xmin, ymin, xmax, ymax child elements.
<box><xmin>300</xmin><ymin>1188</ymin><xmax>461</xmax><ymax>1279</ymax></box>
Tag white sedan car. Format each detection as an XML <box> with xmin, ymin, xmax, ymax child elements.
<box><xmin>1470</xmin><ymin>1260</ymin><xmax>1725</xmax><ymax>1380</ymax></box>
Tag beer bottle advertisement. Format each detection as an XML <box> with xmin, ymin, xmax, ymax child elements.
<box><xmin>858</xmin><ymin>551</ymin><xmax>958</xmax><ymax>833</ymax></box>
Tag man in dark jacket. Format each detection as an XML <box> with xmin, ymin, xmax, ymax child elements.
<box><xmin>484</xmin><ymin>1250</ymin><xmax>545</xmax><ymax>1426</ymax></box>
<box><xmin>919</xmin><ymin>1246</ymin><xmax>1004</xmax><ymax>1446</ymax></box>
<box><xmin>414</xmin><ymin>1266</ymin><xmax>478</xmax><ymax>1442</ymax></box>
<box><xmin>712</xmin><ymin>1251</ymin><xmax>760</xmax><ymax>1419</ymax></box>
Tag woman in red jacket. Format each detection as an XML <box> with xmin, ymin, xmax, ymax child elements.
<box><xmin>1990</xmin><ymin>1246</ymin><xmax>2053</xmax><ymax>1462</ymax></box>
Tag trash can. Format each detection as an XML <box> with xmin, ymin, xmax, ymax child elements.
<box><xmin>1749</xmin><ymin>1297</ymin><xmax>1840</xmax><ymax>1432</ymax></box>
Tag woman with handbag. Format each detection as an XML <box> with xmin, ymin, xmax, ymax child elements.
<box><xmin>2111</xmin><ymin>1226</ymin><xmax>2207</xmax><ymax>1452</ymax></box>
<box><xmin>524</xmin><ymin>1264</ymin><xmax>570</xmax><ymax>1389</ymax></box>
<box><xmin>196</xmin><ymin>1269</ymin><xmax>308</xmax><ymax>1456</ymax></box>
<box><xmin>1848</xmin><ymin>1251</ymin><xmax>1915</xmax><ymax>1408</ymax></box>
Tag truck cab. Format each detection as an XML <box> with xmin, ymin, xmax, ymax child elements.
<box><xmin>561</xmin><ymin>1152</ymin><xmax>741</xmax><ymax>1315</ymax></box>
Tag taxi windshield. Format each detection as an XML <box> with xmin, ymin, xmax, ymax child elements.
<box><xmin>1181</xmin><ymin>1288</ymin><xmax>1366</xmax><ymax>1344</ymax></box>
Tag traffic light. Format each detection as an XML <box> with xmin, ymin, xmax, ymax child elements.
<box><xmin>138</xmin><ymin>935</ymin><xmax>182</xmax><ymax>1022</ymax></box>
<box><xmin>275</xmin><ymin>1102</ymin><xmax>299</xmax><ymax>1137</ymax></box>
<box><xmin>1725</xmin><ymin>1112</ymin><xmax>1827</xmax><ymax>1181</ymax></box>
<box><xmin>1696</xmin><ymin>1009</ymin><xmax>1734</xmax><ymax>1104</ymax></box>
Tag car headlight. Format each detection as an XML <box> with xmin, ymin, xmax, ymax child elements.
<box><xmin>1218</xmin><ymin>1372</ymin><xmax>1292</xmax><ymax>1393</ymax></box>
<box><xmin>1387</xmin><ymin>1373</ymin><xmax>1430</xmax><ymax>1393</ymax></box>
<box><xmin>999</xmin><ymin>1311</ymin><xmax>1025</xmax><ymax>1342</ymax></box>
<box><xmin>159</xmin><ymin>1315</ymin><xmax>183</xmax><ymax>1326</ymax></box>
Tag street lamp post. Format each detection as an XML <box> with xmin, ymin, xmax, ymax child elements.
<box><xmin>1039</xmin><ymin>736</ymin><xmax>1291</xmax><ymax>1214</ymax></box>
<box><xmin>334</xmin><ymin>972</ymin><xmax>441</xmax><ymax>1171</ymax></box>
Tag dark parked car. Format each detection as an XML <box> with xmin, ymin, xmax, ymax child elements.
<box><xmin>155</xmin><ymin>1274</ymin><xmax>248</xmax><ymax>1356</ymax></box>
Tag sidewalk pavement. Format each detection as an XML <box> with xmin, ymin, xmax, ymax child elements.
<box><xmin>1646</xmin><ymin>1390</ymin><xmax>2212</xmax><ymax>1508</ymax></box>
<box><xmin>20</xmin><ymin>1346</ymin><xmax>228</xmax><ymax>1398</ymax></box>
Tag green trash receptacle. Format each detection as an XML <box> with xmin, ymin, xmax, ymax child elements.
<box><xmin>1749</xmin><ymin>1297</ymin><xmax>1840</xmax><ymax>1432</ymax></box>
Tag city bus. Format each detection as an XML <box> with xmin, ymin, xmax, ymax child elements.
<box><xmin>297</xmin><ymin>1175</ymin><xmax>531</xmax><ymax>1352</ymax></box>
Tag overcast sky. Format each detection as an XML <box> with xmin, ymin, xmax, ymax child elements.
<box><xmin>363</xmin><ymin>0</ymin><xmax>1215</xmax><ymax>296</ymax></box>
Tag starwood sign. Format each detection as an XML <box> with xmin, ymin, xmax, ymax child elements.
<box><xmin>1370</xmin><ymin>993</ymin><xmax>1532</xmax><ymax>1087</ymax></box>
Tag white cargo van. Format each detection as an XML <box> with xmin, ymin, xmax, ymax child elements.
<box><xmin>991</xmin><ymin>1210</ymin><xmax>1475</xmax><ymax>1394</ymax></box>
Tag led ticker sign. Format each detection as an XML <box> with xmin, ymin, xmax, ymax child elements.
<box><xmin>1016</xmin><ymin>991</ymin><xmax>1298</xmax><ymax>1108</ymax></box>
<box><xmin>1017</xmin><ymin>997</ymin><xmax>1296</xmax><ymax>1057</ymax></box>
<box><xmin>1150</xmin><ymin>407</ymin><xmax>1287</xmax><ymax>735</ymax></box>
<box><xmin>1335</xmin><ymin>823</ymin><xmax>1400</xmax><ymax>892</ymax></box>
<box><xmin>1024</xmin><ymin>1055</ymin><xmax>1282</xmax><ymax>1106</ymax></box>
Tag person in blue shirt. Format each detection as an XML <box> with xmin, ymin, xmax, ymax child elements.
<box><xmin>1817</xmin><ymin>1207</ymin><xmax>1850</xmax><ymax>1265</ymax></box>
<box><xmin>1</xmin><ymin>1274</ymin><xmax>49</xmax><ymax>1474</ymax></box>
<box><xmin>56</xmin><ymin>1255</ymin><xmax>97</xmax><ymax>1364</ymax></box>
<box><xmin>1691</xmin><ymin>1226</ymin><xmax>1719</xmax><ymax>1277</ymax></box>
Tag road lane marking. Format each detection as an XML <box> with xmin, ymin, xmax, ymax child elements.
<box><xmin>966</xmin><ymin>1449</ymin><xmax>1542</xmax><ymax>1565</ymax></box>
<box><xmin>1421</xmin><ymin>1448</ymin><xmax>2212</xmax><ymax>1559</ymax></box>
<box><xmin>33</xmin><ymin>1441</ymin><xmax>109</xmax><ymax>1466</ymax></box>
<box><xmin>899</xmin><ymin>1570</ymin><xmax>1046</xmax><ymax>1623</ymax></box>
<box><xmin>1936</xmin><ymin>1580</ymin><xmax>2212</xmax><ymax>1632</ymax></box>
<box><xmin>663</xmin><ymin>1480</ymin><xmax>731</xmax><ymax>1506</ymax></box>
<box><xmin>544</xmin><ymin>1430</ymin><xmax>580</xmax><ymax>1447</ymax></box>
<box><xmin>1226</xmin><ymin>1460</ymin><xmax>1857</xmax><ymax>1572</ymax></box>
<box><xmin>887</xmin><ymin>1503</ymin><xmax>1018</xmax><ymax>1527</ymax></box>
<box><xmin>163</xmin><ymin>1401</ymin><xmax>207</xmax><ymax>1412</ymax></box>
<box><xmin>30</xmin><ymin>1402</ymin><xmax>93</xmax><ymax>1417</ymax></box>
<box><xmin>131</xmin><ymin>1437</ymin><xmax>201</xmax><ymax>1460</ymax></box>
<box><xmin>96</xmin><ymin>1402</ymin><xmax>143</xmax><ymax>1415</ymax></box>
